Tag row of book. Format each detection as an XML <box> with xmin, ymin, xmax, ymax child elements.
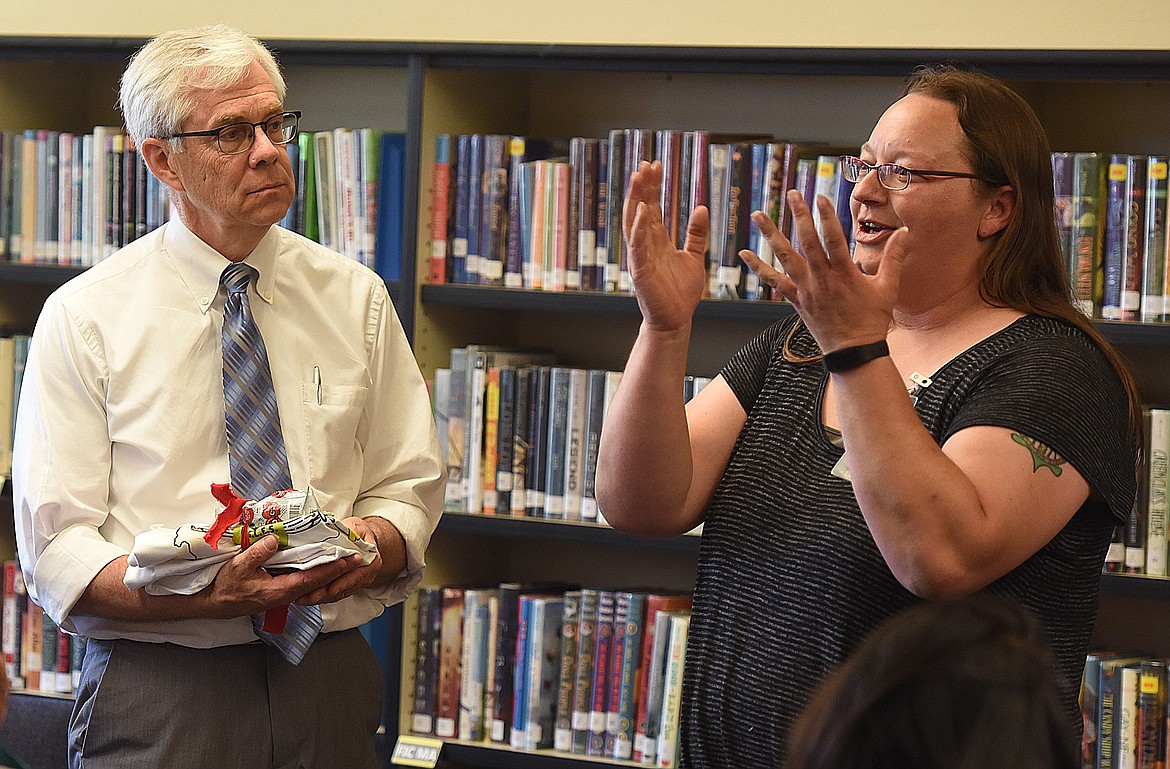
<box><xmin>0</xmin><ymin>126</ymin><xmax>406</xmax><ymax>282</ymax></box>
<box><xmin>0</xmin><ymin>128</ymin><xmax>170</xmax><ymax>266</ymax></box>
<box><xmin>0</xmin><ymin>334</ymin><xmax>31</xmax><ymax>478</ymax></box>
<box><xmin>424</xmin><ymin>132</ymin><xmax>1170</xmax><ymax>328</ymax></box>
<box><xmin>1106</xmin><ymin>407</ymin><xmax>1170</xmax><ymax>577</ymax></box>
<box><xmin>432</xmin><ymin>345</ymin><xmax>711</xmax><ymax>520</ymax></box>
<box><xmin>1082</xmin><ymin>653</ymin><xmax>1170</xmax><ymax>769</ymax></box>
<box><xmin>280</xmin><ymin>128</ymin><xmax>406</xmax><ymax>280</ymax></box>
<box><xmin>410</xmin><ymin>583</ymin><xmax>693</xmax><ymax>766</ymax></box>
<box><xmin>1055</xmin><ymin>153</ymin><xmax>1170</xmax><ymax>324</ymax></box>
<box><xmin>427</xmin><ymin>132</ymin><xmax>854</xmax><ymax>302</ymax></box>
<box><xmin>1</xmin><ymin>560</ymin><xmax>83</xmax><ymax>695</ymax></box>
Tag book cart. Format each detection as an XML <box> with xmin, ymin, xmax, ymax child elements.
<box><xmin>2</xmin><ymin>34</ymin><xmax>1170</xmax><ymax>769</ymax></box>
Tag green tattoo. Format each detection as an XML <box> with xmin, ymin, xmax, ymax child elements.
<box><xmin>1011</xmin><ymin>433</ymin><xmax>1064</xmax><ymax>477</ymax></box>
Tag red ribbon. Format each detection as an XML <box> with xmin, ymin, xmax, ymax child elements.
<box><xmin>206</xmin><ymin>483</ymin><xmax>247</xmax><ymax>549</ymax></box>
<box><xmin>206</xmin><ymin>483</ymin><xmax>288</xmax><ymax>632</ymax></box>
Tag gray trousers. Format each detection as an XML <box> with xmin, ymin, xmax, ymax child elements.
<box><xmin>68</xmin><ymin>629</ymin><xmax>383</xmax><ymax>769</ymax></box>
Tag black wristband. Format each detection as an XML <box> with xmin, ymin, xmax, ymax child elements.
<box><xmin>822</xmin><ymin>340</ymin><xmax>890</xmax><ymax>373</ymax></box>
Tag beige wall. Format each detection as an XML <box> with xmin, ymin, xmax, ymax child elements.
<box><xmin>2</xmin><ymin>0</ymin><xmax>1168</xmax><ymax>50</ymax></box>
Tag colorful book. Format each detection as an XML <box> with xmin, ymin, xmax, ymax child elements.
<box><xmin>553</xmin><ymin>590</ymin><xmax>582</xmax><ymax>752</ymax></box>
<box><xmin>428</xmin><ymin>133</ymin><xmax>453</xmax><ymax>284</ymax></box>
<box><xmin>457</xmin><ymin>588</ymin><xmax>494</xmax><ymax>740</ymax></box>
<box><xmin>571</xmin><ymin>588</ymin><xmax>599</xmax><ymax>754</ymax></box>
<box><xmin>411</xmin><ymin>585</ymin><xmax>443</xmax><ymax>734</ymax></box>
<box><xmin>654</xmin><ymin>613</ymin><xmax>691</xmax><ymax>769</ymax></box>
<box><xmin>434</xmin><ymin>587</ymin><xmax>465</xmax><ymax>738</ymax></box>
<box><xmin>523</xmin><ymin>594</ymin><xmax>566</xmax><ymax>750</ymax></box>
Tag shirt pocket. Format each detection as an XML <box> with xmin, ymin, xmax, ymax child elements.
<box><xmin>301</xmin><ymin>381</ymin><xmax>369</xmax><ymax>482</ymax></box>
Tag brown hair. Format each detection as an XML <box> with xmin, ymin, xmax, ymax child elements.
<box><xmin>785</xmin><ymin>64</ymin><xmax>1142</xmax><ymax>445</ymax></box>
<box><xmin>786</xmin><ymin>595</ymin><xmax>1078</xmax><ymax>769</ymax></box>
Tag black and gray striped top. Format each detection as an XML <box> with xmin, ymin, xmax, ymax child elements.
<box><xmin>679</xmin><ymin>314</ymin><xmax>1136</xmax><ymax>769</ymax></box>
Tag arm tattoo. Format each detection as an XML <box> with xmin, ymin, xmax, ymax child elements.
<box><xmin>1011</xmin><ymin>433</ymin><xmax>1065</xmax><ymax>477</ymax></box>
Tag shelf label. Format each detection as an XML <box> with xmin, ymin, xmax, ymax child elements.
<box><xmin>391</xmin><ymin>735</ymin><xmax>443</xmax><ymax>767</ymax></box>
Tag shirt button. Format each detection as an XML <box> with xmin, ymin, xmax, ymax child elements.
<box><xmin>200</xmin><ymin>296</ymin><xmax>210</xmax><ymax>307</ymax></box>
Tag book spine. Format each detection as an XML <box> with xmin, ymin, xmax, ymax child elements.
<box><xmin>524</xmin><ymin>596</ymin><xmax>565</xmax><ymax>750</ymax></box>
<box><xmin>457</xmin><ymin>590</ymin><xmax>491</xmax><ymax>740</ymax></box>
<box><xmin>655</xmin><ymin>614</ymin><xmax>690</xmax><ymax>769</ymax></box>
<box><xmin>510</xmin><ymin>595</ymin><xmax>533</xmax><ymax>749</ymax></box>
<box><xmin>656</xmin><ymin>129</ymin><xmax>682</xmax><ymax>246</ymax></box>
<box><xmin>563</xmin><ymin>367</ymin><xmax>588</xmax><ymax>522</ymax></box>
<box><xmin>576</xmin><ymin>138</ymin><xmax>599</xmax><ymax>291</ymax></box>
<box><xmin>1101</xmin><ymin>660</ymin><xmax>1132</xmax><ymax>769</ymax></box>
<box><xmin>594</xmin><ymin>139</ymin><xmax>609</xmax><ymax>291</ymax></box>
<box><xmin>580</xmin><ymin>369</ymin><xmax>607</xmax><ymax>523</ymax></box>
<box><xmin>604</xmin><ymin>590</ymin><xmax>632</xmax><ymax>757</ymax></box>
<box><xmin>505</xmin><ymin>137</ymin><xmax>528</xmax><ymax>288</ymax></box>
<box><xmin>1103</xmin><ymin>155</ymin><xmax>1132</xmax><ymax>321</ymax></box>
<box><xmin>565</xmin><ymin>138</ymin><xmax>584</xmax><ymax>291</ymax></box>
<box><xmin>489</xmin><ymin>584</ymin><xmax>521</xmax><ymax>743</ymax></box>
<box><xmin>444</xmin><ymin>347</ymin><xmax>468</xmax><ymax>511</ymax></box>
<box><xmin>450</xmin><ymin>134</ymin><xmax>472</xmax><ymax>284</ymax></box>
<box><xmin>612</xmin><ymin>592</ymin><xmax>646</xmax><ymax>760</ymax></box>
<box><xmin>621</xmin><ymin>129</ymin><xmax>652</xmax><ymax>293</ymax></box>
<box><xmin>1121</xmin><ymin>155</ymin><xmax>1148</xmax><ymax>322</ymax></box>
<box><xmin>587</xmin><ymin>590</ymin><xmax>616</xmax><ymax>756</ymax></box>
<box><xmin>411</xmin><ymin>586</ymin><xmax>441</xmax><ymax>734</ymax></box>
<box><xmin>510</xmin><ymin>367</ymin><xmax>532</xmax><ymax>517</ymax></box>
<box><xmin>571</xmin><ymin>589</ymin><xmax>599</xmax><ymax>754</ymax></box>
<box><xmin>495</xmin><ymin>366</ymin><xmax>517</xmax><ymax>515</ymax></box>
<box><xmin>478</xmin><ymin>134</ymin><xmax>509</xmax><ymax>286</ymax></box>
<box><xmin>554</xmin><ymin>162</ymin><xmax>571</xmax><ymax>291</ymax></box>
<box><xmin>434</xmin><ymin>587</ymin><xmax>464</xmax><ymax>738</ymax></box>
<box><xmin>464</xmin><ymin>133</ymin><xmax>485</xmax><ymax>284</ymax></box>
<box><xmin>604</xmin><ymin>129</ymin><xmax>626</xmax><ymax>292</ymax></box>
<box><xmin>1072</xmin><ymin>152</ymin><xmax>1107</xmax><ymax>318</ymax></box>
<box><xmin>1121</xmin><ymin>664</ymin><xmax>1142</xmax><ymax>769</ymax></box>
<box><xmin>526</xmin><ymin>366</ymin><xmax>551</xmax><ymax>517</ymax></box>
<box><xmin>706</xmin><ymin>143</ymin><xmax>728</xmax><ymax>296</ymax></box>
<box><xmin>554</xmin><ymin>590</ymin><xmax>582</xmax><ymax>752</ymax></box>
<box><xmin>1</xmin><ymin>561</ymin><xmax>19</xmax><ymax>687</ymax></box>
<box><xmin>429</xmin><ymin>133</ymin><xmax>452</xmax><ymax>284</ymax></box>
<box><xmin>1138</xmin><ymin>660</ymin><xmax>1167</xmax><ymax>769</ymax></box>
<box><xmin>481</xmin><ymin>366</ymin><xmax>501</xmax><ymax>515</ymax></box>
<box><xmin>1142</xmin><ymin>157</ymin><xmax>1168</xmax><ymax>321</ymax></box>
<box><xmin>1147</xmin><ymin>408</ymin><xmax>1169</xmax><ymax>576</ymax></box>
<box><xmin>543</xmin><ymin>366</ymin><xmax>571</xmax><ymax>520</ymax></box>
<box><xmin>463</xmin><ymin>350</ymin><xmax>488</xmax><ymax>514</ymax></box>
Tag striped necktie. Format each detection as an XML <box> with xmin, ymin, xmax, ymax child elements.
<box><xmin>221</xmin><ymin>262</ymin><xmax>322</xmax><ymax>664</ymax></box>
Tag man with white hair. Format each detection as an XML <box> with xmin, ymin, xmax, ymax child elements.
<box><xmin>13</xmin><ymin>24</ymin><xmax>444</xmax><ymax>768</ymax></box>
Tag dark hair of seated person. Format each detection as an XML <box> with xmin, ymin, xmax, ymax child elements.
<box><xmin>785</xmin><ymin>594</ymin><xmax>1078</xmax><ymax>769</ymax></box>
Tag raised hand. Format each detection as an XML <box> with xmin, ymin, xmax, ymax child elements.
<box><xmin>623</xmin><ymin>160</ymin><xmax>710</xmax><ymax>333</ymax></box>
<box><xmin>740</xmin><ymin>190</ymin><xmax>906</xmax><ymax>353</ymax></box>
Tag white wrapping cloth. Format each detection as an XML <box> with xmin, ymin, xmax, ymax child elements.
<box><xmin>124</xmin><ymin>486</ymin><xmax>378</xmax><ymax>596</ymax></box>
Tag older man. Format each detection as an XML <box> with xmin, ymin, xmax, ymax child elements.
<box><xmin>13</xmin><ymin>24</ymin><xmax>444</xmax><ymax>769</ymax></box>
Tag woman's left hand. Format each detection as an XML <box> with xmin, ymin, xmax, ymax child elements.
<box><xmin>740</xmin><ymin>190</ymin><xmax>907</xmax><ymax>353</ymax></box>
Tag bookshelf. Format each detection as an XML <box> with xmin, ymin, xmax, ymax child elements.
<box><xmin>407</xmin><ymin>44</ymin><xmax>1170</xmax><ymax>767</ymax></box>
<box><xmin>5</xmin><ymin>31</ymin><xmax>1170</xmax><ymax>769</ymax></box>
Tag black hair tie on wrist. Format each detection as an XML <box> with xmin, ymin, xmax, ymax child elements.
<box><xmin>822</xmin><ymin>340</ymin><xmax>890</xmax><ymax>373</ymax></box>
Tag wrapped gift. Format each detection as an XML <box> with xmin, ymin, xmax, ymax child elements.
<box><xmin>124</xmin><ymin>484</ymin><xmax>378</xmax><ymax>596</ymax></box>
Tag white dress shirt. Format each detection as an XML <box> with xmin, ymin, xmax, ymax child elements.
<box><xmin>12</xmin><ymin>217</ymin><xmax>445</xmax><ymax>648</ymax></box>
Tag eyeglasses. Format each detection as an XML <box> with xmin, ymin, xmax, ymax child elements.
<box><xmin>164</xmin><ymin>111</ymin><xmax>301</xmax><ymax>155</ymax></box>
<box><xmin>839</xmin><ymin>155</ymin><xmax>1006</xmax><ymax>191</ymax></box>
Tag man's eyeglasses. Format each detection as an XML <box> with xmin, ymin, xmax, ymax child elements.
<box><xmin>839</xmin><ymin>155</ymin><xmax>1007</xmax><ymax>191</ymax></box>
<box><xmin>164</xmin><ymin>111</ymin><xmax>301</xmax><ymax>155</ymax></box>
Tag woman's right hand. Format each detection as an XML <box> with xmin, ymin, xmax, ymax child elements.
<box><xmin>623</xmin><ymin>160</ymin><xmax>710</xmax><ymax>333</ymax></box>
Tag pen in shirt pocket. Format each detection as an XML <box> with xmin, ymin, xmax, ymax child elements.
<box><xmin>313</xmin><ymin>365</ymin><xmax>322</xmax><ymax>405</ymax></box>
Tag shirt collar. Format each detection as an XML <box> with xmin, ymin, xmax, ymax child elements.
<box><xmin>163</xmin><ymin>218</ymin><xmax>281</xmax><ymax>314</ymax></box>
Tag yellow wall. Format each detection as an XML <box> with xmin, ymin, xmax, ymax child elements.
<box><xmin>2</xmin><ymin>0</ymin><xmax>1167</xmax><ymax>50</ymax></box>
